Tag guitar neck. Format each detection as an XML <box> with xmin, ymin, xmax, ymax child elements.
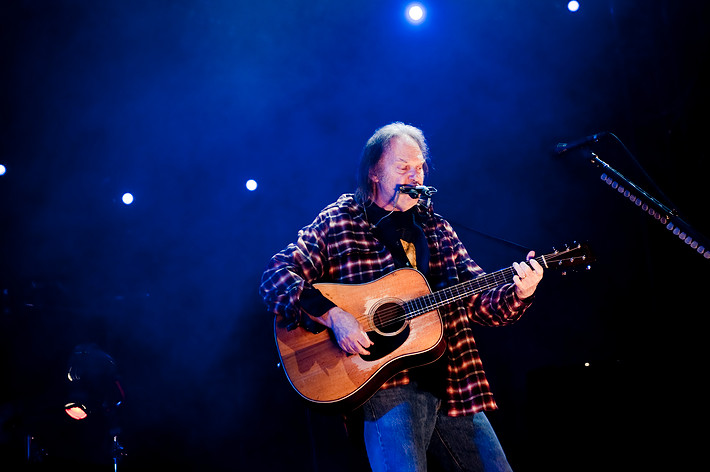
<box><xmin>404</xmin><ymin>255</ymin><xmax>546</xmax><ymax>318</ymax></box>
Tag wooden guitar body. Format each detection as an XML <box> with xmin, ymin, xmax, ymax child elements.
<box><xmin>274</xmin><ymin>268</ymin><xmax>445</xmax><ymax>411</ymax></box>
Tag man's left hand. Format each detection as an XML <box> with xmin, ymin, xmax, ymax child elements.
<box><xmin>512</xmin><ymin>251</ymin><xmax>544</xmax><ymax>300</ymax></box>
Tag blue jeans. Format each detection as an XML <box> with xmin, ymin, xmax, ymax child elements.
<box><xmin>362</xmin><ymin>382</ymin><xmax>513</xmax><ymax>472</ymax></box>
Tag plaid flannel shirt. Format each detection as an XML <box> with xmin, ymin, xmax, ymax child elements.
<box><xmin>259</xmin><ymin>194</ymin><xmax>531</xmax><ymax>416</ymax></box>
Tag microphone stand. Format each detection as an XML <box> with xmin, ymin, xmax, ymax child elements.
<box><xmin>588</xmin><ymin>151</ymin><xmax>710</xmax><ymax>260</ymax></box>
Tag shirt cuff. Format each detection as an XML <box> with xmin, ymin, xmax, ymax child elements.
<box><xmin>508</xmin><ymin>284</ymin><xmax>534</xmax><ymax>309</ymax></box>
<box><xmin>300</xmin><ymin>286</ymin><xmax>337</xmax><ymax>318</ymax></box>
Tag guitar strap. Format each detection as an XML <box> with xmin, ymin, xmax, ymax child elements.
<box><xmin>401</xmin><ymin>239</ymin><xmax>417</xmax><ymax>268</ymax></box>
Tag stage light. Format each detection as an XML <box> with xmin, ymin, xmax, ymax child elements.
<box><xmin>601</xmin><ymin>172</ymin><xmax>709</xmax><ymax>259</ymax></box>
<box><xmin>121</xmin><ymin>192</ymin><xmax>134</xmax><ymax>205</ymax></box>
<box><xmin>567</xmin><ymin>1</ymin><xmax>580</xmax><ymax>12</ymax></box>
<box><xmin>64</xmin><ymin>344</ymin><xmax>125</xmax><ymax>421</ymax></box>
<box><xmin>246</xmin><ymin>179</ymin><xmax>258</xmax><ymax>191</ymax></box>
<box><xmin>64</xmin><ymin>403</ymin><xmax>89</xmax><ymax>420</ymax></box>
<box><xmin>406</xmin><ymin>3</ymin><xmax>426</xmax><ymax>24</ymax></box>
<box><xmin>0</xmin><ymin>164</ymin><xmax>6</xmax><ymax>176</ymax></box>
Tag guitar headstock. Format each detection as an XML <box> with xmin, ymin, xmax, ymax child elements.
<box><xmin>543</xmin><ymin>242</ymin><xmax>595</xmax><ymax>273</ymax></box>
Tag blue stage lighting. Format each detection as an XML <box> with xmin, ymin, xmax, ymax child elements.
<box><xmin>122</xmin><ymin>192</ymin><xmax>134</xmax><ymax>205</ymax></box>
<box><xmin>246</xmin><ymin>179</ymin><xmax>258</xmax><ymax>191</ymax></box>
<box><xmin>406</xmin><ymin>3</ymin><xmax>426</xmax><ymax>25</ymax></box>
<box><xmin>0</xmin><ymin>164</ymin><xmax>6</xmax><ymax>176</ymax></box>
<box><xmin>567</xmin><ymin>1</ymin><xmax>580</xmax><ymax>12</ymax></box>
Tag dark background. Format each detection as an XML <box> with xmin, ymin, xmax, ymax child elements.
<box><xmin>1</xmin><ymin>1</ymin><xmax>708</xmax><ymax>471</ymax></box>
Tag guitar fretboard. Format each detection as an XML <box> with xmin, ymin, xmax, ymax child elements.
<box><xmin>403</xmin><ymin>255</ymin><xmax>547</xmax><ymax>318</ymax></box>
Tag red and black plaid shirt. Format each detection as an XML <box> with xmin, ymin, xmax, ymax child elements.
<box><xmin>259</xmin><ymin>194</ymin><xmax>531</xmax><ymax>416</ymax></box>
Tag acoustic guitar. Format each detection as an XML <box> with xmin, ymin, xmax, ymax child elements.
<box><xmin>274</xmin><ymin>242</ymin><xmax>593</xmax><ymax>411</ymax></box>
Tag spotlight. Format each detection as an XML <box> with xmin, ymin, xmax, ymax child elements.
<box><xmin>121</xmin><ymin>193</ymin><xmax>134</xmax><ymax>205</ymax></box>
<box><xmin>567</xmin><ymin>1</ymin><xmax>580</xmax><ymax>12</ymax></box>
<box><xmin>0</xmin><ymin>164</ymin><xmax>6</xmax><ymax>176</ymax></box>
<box><xmin>246</xmin><ymin>179</ymin><xmax>258</xmax><ymax>191</ymax></box>
<box><xmin>406</xmin><ymin>3</ymin><xmax>426</xmax><ymax>24</ymax></box>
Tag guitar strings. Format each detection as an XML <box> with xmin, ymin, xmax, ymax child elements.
<box><xmin>352</xmin><ymin>266</ymin><xmax>521</xmax><ymax>330</ymax></box>
<box><xmin>351</xmin><ymin>250</ymin><xmax>584</xmax><ymax>330</ymax></box>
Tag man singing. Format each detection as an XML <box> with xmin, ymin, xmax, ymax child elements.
<box><xmin>260</xmin><ymin>122</ymin><xmax>543</xmax><ymax>471</ymax></box>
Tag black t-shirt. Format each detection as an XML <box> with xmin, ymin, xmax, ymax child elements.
<box><xmin>366</xmin><ymin>204</ymin><xmax>430</xmax><ymax>276</ymax></box>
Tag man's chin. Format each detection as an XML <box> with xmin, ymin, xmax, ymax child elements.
<box><xmin>397</xmin><ymin>200</ymin><xmax>419</xmax><ymax>211</ymax></box>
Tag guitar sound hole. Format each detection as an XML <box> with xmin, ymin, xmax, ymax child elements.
<box><xmin>373</xmin><ymin>302</ymin><xmax>406</xmax><ymax>335</ymax></box>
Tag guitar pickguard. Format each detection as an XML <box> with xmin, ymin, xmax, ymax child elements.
<box><xmin>361</xmin><ymin>325</ymin><xmax>410</xmax><ymax>362</ymax></box>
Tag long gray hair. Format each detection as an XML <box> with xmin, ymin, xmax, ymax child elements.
<box><xmin>354</xmin><ymin>122</ymin><xmax>430</xmax><ymax>204</ymax></box>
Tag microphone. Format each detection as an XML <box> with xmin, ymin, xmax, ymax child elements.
<box><xmin>398</xmin><ymin>185</ymin><xmax>438</xmax><ymax>198</ymax></box>
<box><xmin>553</xmin><ymin>132</ymin><xmax>608</xmax><ymax>155</ymax></box>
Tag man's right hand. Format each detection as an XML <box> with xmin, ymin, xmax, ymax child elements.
<box><xmin>321</xmin><ymin>307</ymin><xmax>373</xmax><ymax>355</ymax></box>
